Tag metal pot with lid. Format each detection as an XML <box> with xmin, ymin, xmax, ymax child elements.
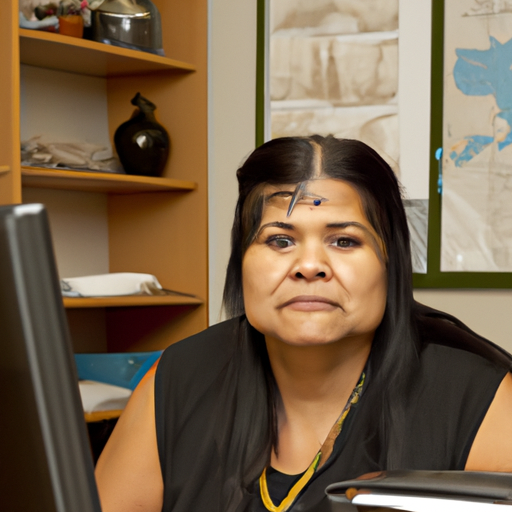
<box><xmin>91</xmin><ymin>0</ymin><xmax>163</xmax><ymax>55</ymax></box>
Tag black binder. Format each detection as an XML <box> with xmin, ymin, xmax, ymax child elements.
<box><xmin>326</xmin><ymin>470</ymin><xmax>512</xmax><ymax>511</ymax></box>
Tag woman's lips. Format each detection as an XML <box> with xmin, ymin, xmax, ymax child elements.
<box><xmin>280</xmin><ymin>295</ymin><xmax>339</xmax><ymax>311</ymax></box>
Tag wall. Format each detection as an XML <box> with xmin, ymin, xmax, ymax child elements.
<box><xmin>207</xmin><ymin>0</ymin><xmax>512</xmax><ymax>353</ymax></box>
<box><xmin>208</xmin><ymin>0</ymin><xmax>257</xmax><ymax>323</ymax></box>
<box><xmin>414</xmin><ymin>289</ymin><xmax>512</xmax><ymax>350</ymax></box>
<box><xmin>20</xmin><ymin>65</ymin><xmax>110</xmax><ymax>278</ymax></box>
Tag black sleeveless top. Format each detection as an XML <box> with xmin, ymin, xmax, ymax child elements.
<box><xmin>265</xmin><ymin>468</ymin><xmax>304</xmax><ymax>506</ymax></box>
<box><xmin>154</xmin><ymin>305</ymin><xmax>511</xmax><ymax>512</ymax></box>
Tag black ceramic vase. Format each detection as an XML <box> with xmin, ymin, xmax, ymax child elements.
<box><xmin>114</xmin><ymin>93</ymin><xmax>170</xmax><ymax>177</ymax></box>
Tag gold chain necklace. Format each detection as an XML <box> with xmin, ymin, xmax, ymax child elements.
<box><xmin>259</xmin><ymin>372</ymin><xmax>365</xmax><ymax>512</ymax></box>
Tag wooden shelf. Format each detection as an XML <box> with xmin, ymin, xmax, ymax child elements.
<box><xmin>0</xmin><ymin>166</ymin><xmax>10</xmax><ymax>176</ymax></box>
<box><xmin>19</xmin><ymin>28</ymin><xmax>196</xmax><ymax>78</ymax></box>
<box><xmin>22</xmin><ymin>167</ymin><xmax>197</xmax><ymax>193</ymax></box>
<box><xmin>63</xmin><ymin>295</ymin><xmax>203</xmax><ymax>309</ymax></box>
<box><xmin>85</xmin><ymin>410</ymin><xmax>123</xmax><ymax>423</ymax></box>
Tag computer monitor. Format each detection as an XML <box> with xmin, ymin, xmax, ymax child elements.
<box><xmin>0</xmin><ymin>203</ymin><xmax>101</xmax><ymax>512</ymax></box>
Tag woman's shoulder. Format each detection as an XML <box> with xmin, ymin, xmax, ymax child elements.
<box><xmin>374</xmin><ymin>304</ymin><xmax>512</xmax><ymax>469</ymax></box>
<box><xmin>158</xmin><ymin>315</ymin><xmax>246</xmax><ymax>366</ymax></box>
<box><xmin>407</xmin><ymin>303</ymin><xmax>510</xmax><ymax>426</ymax></box>
<box><xmin>155</xmin><ymin>315</ymin><xmax>250</xmax><ymax>399</ymax></box>
<box><xmin>466</xmin><ymin>371</ymin><xmax>512</xmax><ymax>471</ymax></box>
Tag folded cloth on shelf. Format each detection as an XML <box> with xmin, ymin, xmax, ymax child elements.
<box><xmin>61</xmin><ymin>272</ymin><xmax>166</xmax><ymax>297</ymax></box>
<box><xmin>19</xmin><ymin>12</ymin><xmax>59</xmax><ymax>31</ymax></box>
<box><xmin>78</xmin><ymin>380</ymin><xmax>132</xmax><ymax>413</ymax></box>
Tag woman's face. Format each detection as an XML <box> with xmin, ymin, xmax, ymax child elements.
<box><xmin>242</xmin><ymin>178</ymin><xmax>388</xmax><ymax>348</ymax></box>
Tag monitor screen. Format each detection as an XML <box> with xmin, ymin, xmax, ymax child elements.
<box><xmin>0</xmin><ymin>203</ymin><xmax>101</xmax><ymax>512</ymax></box>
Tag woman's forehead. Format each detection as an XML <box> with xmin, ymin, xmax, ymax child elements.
<box><xmin>262</xmin><ymin>179</ymin><xmax>365</xmax><ymax>216</ymax></box>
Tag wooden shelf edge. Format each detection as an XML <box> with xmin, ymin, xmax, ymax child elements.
<box><xmin>22</xmin><ymin>167</ymin><xmax>197</xmax><ymax>193</ymax></box>
<box><xmin>19</xmin><ymin>28</ymin><xmax>196</xmax><ymax>74</ymax></box>
<box><xmin>64</xmin><ymin>295</ymin><xmax>204</xmax><ymax>309</ymax></box>
<box><xmin>84</xmin><ymin>409</ymin><xmax>123</xmax><ymax>423</ymax></box>
<box><xmin>0</xmin><ymin>166</ymin><xmax>10</xmax><ymax>175</ymax></box>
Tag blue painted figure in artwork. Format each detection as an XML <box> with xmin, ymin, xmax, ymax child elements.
<box><xmin>450</xmin><ymin>36</ymin><xmax>512</xmax><ymax>166</ymax></box>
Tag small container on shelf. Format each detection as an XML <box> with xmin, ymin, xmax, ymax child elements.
<box><xmin>91</xmin><ymin>0</ymin><xmax>164</xmax><ymax>55</ymax></box>
<box><xmin>59</xmin><ymin>14</ymin><xmax>84</xmax><ymax>38</ymax></box>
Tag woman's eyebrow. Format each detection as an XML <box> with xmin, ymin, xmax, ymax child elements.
<box><xmin>265</xmin><ymin>191</ymin><xmax>293</xmax><ymax>202</ymax></box>
<box><xmin>256</xmin><ymin>221</ymin><xmax>294</xmax><ymax>238</ymax></box>
<box><xmin>326</xmin><ymin>221</ymin><xmax>369</xmax><ymax>231</ymax></box>
<box><xmin>326</xmin><ymin>221</ymin><xmax>377</xmax><ymax>239</ymax></box>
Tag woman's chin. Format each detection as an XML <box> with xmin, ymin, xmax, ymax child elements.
<box><xmin>269</xmin><ymin>329</ymin><xmax>346</xmax><ymax>348</ymax></box>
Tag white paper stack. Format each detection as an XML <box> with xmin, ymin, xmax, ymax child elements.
<box><xmin>61</xmin><ymin>272</ymin><xmax>165</xmax><ymax>297</ymax></box>
<box><xmin>78</xmin><ymin>380</ymin><xmax>132</xmax><ymax>413</ymax></box>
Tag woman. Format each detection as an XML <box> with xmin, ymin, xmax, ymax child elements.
<box><xmin>95</xmin><ymin>135</ymin><xmax>512</xmax><ymax>512</ymax></box>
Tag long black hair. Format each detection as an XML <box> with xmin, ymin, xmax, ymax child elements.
<box><xmin>223</xmin><ymin>135</ymin><xmax>420</xmax><ymax>467</ymax></box>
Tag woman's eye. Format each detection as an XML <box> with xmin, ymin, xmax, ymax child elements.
<box><xmin>334</xmin><ymin>237</ymin><xmax>360</xmax><ymax>248</ymax></box>
<box><xmin>266</xmin><ymin>236</ymin><xmax>293</xmax><ymax>249</ymax></box>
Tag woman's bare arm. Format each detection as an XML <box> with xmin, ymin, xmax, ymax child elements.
<box><xmin>465</xmin><ymin>371</ymin><xmax>512</xmax><ymax>471</ymax></box>
<box><xmin>95</xmin><ymin>369</ymin><xmax>163</xmax><ymax>512</ymax></box>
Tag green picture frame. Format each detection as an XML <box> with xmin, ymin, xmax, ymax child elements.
<box><xmin>255</xmin><ymin>0</ymin><xmax>267</xmax><ymax>149</ymax></box>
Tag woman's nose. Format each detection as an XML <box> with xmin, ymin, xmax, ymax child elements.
<box><xmin>291</xmin><ymin>246</ymin><xmax>332</xmax><ymax>281</ymax></box>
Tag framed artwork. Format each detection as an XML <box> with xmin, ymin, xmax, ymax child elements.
<box><xmin>415</xmin><ymin>0</ymin><xmax>512</xmax><ymax>287</ymax></box>
<box><xmin>257</xmin><ymin>0</ymin><xmax>512</xmax><ymax>288</ymax></box>
<box><xmin>442</xmin><ymin>0</ymin><xmax>512</xmax><ymax>272</ymax></box>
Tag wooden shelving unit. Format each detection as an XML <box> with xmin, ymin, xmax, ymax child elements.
<box><xmin>2</xmin><ymin>0</ymin><xmax>209</xmax><ymax>354</ymax></box>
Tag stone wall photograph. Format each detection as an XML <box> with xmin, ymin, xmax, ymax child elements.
<box><xmin>269</xmin><ymin>0</ymin><xmax>399</xmax><ymax>174</ymax></box>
